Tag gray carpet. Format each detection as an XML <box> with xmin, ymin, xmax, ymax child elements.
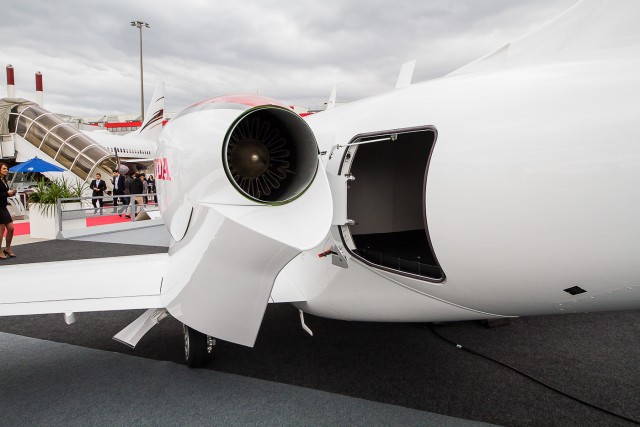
<box><xmin>0</xmin><ymin>332</ymin><xmax>490</xmax><ymax>426</ymax></box>
<box><xmin>1</xmin><ymin>240</ymin><xmax>638</xmax><ymax>426</ymax></box>
<box><xmin>2</xmin><ymin>308</ymin><xmax>638</xmax><ymax>426</ymax></box>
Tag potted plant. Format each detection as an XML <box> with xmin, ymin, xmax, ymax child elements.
<box><xmin>28</xmin><ymin>177</ymin><xmax>88</xmax><ymax>238</ymax></box>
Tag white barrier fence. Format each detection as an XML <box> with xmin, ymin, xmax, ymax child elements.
<box><xmin>56</xmin><ymin>193</ymin><xmax>160</xmax><ymax>232</ymax></box>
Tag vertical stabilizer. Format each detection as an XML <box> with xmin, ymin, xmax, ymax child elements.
<box><xmin>133</xmin><ymin>81</ymin><xmax>164</xmax><ymax>141</ymax></box>
<box><xmin>448</xmin><ymin>0</ymin><xmax>638</xmax><ymax>76</ymax></box>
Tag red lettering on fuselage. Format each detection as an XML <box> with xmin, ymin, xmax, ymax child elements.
<box><xmin>154</xmin><ymin>158</ymin><xmax>171</xmax><ymax>181</ymax></box>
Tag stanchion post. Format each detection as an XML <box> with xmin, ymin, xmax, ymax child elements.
<box><xmin>57</xmin><ymin>198</ymin><xmax>62</xmax><ymax>233</ymax></box>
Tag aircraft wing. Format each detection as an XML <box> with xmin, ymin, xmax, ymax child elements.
<box><xmin>0</xmin><ymin>254</ymin><xmax>167</xmax><ymax>316</ymax></box>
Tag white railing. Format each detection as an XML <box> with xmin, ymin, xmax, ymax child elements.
<box><xmin>56</xmin><ymin>193</ymin><xmax>159</xmax><ymax>232</ymax></box>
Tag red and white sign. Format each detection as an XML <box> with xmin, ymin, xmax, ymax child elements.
<box><xmin>154</xmin><ymin>158</ymin><xmax>171</xmax><ymax>181</ymax></box>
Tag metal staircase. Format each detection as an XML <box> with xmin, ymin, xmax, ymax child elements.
<box><xmin>5</xmin><ymin>101</ymin><xmax>117</xmax><ymax>181</ymax></box>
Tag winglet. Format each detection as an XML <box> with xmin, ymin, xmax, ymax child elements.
<box><xmin>133</xmin><ymin>81</ymin><xmax>165</xmax><ymax>141</ymax></box>
<box><xmin>395</xmin><ymin>60</ymin><xmax>416</xmax><ymax>89</ymax></box>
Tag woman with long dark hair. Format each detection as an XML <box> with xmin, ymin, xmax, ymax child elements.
<box><xmin>0</xmin><ymin>163</ymin><xmax>17</xmax><ymax>259</ymax></box>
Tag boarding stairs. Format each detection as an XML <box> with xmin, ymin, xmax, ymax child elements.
<box><xmin>1</xmin><ymin>98</ymin><xmax>117</xmax><ymax>185</ymax></box>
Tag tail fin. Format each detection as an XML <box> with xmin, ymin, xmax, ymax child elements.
<box><xmin>448</xmin><ymin>0</ymin><xmax>638</xmax><ymax>76</ymax></box>
<box><xmin>133</xmin><ymin>82</ymin><xmax>164</xmax><ymax>141</ymax></box>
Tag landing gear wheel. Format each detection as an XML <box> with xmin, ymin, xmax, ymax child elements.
<box><xmin>183</xmin><ymin>324</ymin><xmax>215</xmax><ymax>368</ymax></box>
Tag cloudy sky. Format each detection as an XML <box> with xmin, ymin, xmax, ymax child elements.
<box><xmin>1</xmin><ymin>0</ymin><xmax>577</xmax><ymax>117</ymax></box>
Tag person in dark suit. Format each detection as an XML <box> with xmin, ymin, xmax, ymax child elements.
<box><xmin>111</xmin><ymin>169</ymin><xmax>126</xmax><ymax>214</ymax></box>
<box><xmin>0</xmin><ymin>163</ymin><xmax>17</xmax><ymax>259</ymax></box>
<box><xmin>123</xmin><ymin>173</ymin><xmax>134</xmax><ymax>218</ymax></box>
<box><xmin>130</xmin><ymin>173</ymin><xmax>145</xmax><ymax>217</ymax></box>
<box><xmin>90</xmin><ymin>172</ymin><xmax>107</xmax><ymax>214</ymax></box>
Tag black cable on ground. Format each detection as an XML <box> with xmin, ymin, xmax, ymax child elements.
<box><xmin>420</xmin><ymin>324</ymin><xmax>640</xmax><ymax>425</ymax></box>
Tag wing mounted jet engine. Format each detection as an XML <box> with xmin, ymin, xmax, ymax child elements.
<box><xmin>156</xmin><ymin>95</ymin><xmax>332</xmax><ymax>347</ymax></box>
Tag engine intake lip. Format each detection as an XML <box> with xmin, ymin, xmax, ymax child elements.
<box><xmin>223</xmin><ymin>105</ymin><xmax>319</xmax><ymax>205</ymax></box>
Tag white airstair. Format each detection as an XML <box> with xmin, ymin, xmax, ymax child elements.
<box><xmin>1</xmin><ymin>99</ymin><xmax>118</xmax><ymax>184</ymax></box>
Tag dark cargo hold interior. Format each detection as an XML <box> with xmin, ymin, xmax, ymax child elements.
<box><xmin>345</xmin><ymin>129</ymin><xmax>443</xmax><ymax>281</ymax></box>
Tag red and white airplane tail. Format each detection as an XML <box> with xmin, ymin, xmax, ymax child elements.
<box><xmin>131</xmin><ymin>82</ymin><xmax>164</xmax><ymax>141</ymax></box>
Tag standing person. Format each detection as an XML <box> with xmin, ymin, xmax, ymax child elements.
<box><xmin>130</xmin><ymin>173</ymin><xmax>145</xmax><ymax>216</ymax></box>
<box><xmin>90</xmin><ymin>173</ymin><xmax>107</xmax><ymax>214</ymax></box>
<box><xmin>111</xmin><ymin>169</ymin><xmax>125</xmax><ymax>214</ymax></box>
<box><xmin>0</xmin><ymin>163</ymin><xmax>17</xmax><ymax>259</ymax></box>
<box><xmin>140</xmin><ymin>172</ymin><xmax>149</xmax><ymax>204</ymax></box>
<box><xmin>147</xmin><ymin>175</ymin><xmax>157</xmax><ymax>203</ymax></box>
<box><xmin>123</xmin><ymin>172</ymin><xmax>134</xmax><ymax>218</ymax></box>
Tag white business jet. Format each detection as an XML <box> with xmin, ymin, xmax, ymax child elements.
<box><xmin>1</xmin><ymin>0</ymin><xmax>639</xmax><ymax>368</ymax></box>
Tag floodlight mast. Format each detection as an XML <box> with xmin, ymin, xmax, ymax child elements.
<box><xmin>130</xmin><ymin>20</ymin><xmax>150</xmax><ymax>122</ymax></box>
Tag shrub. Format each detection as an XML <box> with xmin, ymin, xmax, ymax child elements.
<box><xmin>28</xmin><ymin>177</ymin><xmax>87</xmax><ymax>217</ymax></box>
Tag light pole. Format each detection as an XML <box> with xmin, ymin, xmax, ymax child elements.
<box><xmin>130</xmin><ymin>20</ymin><xmax>150</xmax><ymax>121</ymax></box>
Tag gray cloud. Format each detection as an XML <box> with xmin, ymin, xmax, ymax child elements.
<box><xmin>0</xmin><ymin>0</ymin><xmax>576</xmax><ymax>117</ymax></box>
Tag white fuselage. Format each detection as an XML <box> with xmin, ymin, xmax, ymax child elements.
<box><xmin>83</xmin><ymin>130</ymin><xmax>155</xmax><ymax>162</ymax></box>
<box><xmin>290</xmin><ymin>48</ymin><xmax>640</xmax><ymax>322</ymax></box>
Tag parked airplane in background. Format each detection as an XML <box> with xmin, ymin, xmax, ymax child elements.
<box><xmin>84</xmin><ymin>82</ymin><xmax>164</xmax><ymax>167</ymax></box>
<box><xmin>1</xmin><ymin>0</ymin><xmax>639</xmax><ymax>368</ymax></box>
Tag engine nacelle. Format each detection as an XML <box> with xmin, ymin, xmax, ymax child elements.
<box><xmin>156</xmin><ymin>95</ymin><xmax>319</xmax><ymax>241</ymax></box>
<box><xmin>156</xmin><ymin>95</ymin><xmax>333</xmax><ymax>346</ymax></box>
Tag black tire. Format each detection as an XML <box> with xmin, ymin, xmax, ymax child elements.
<box><xmin>183</xmin><ymin>324</ymin><xmax>209</xmax><ymax>368</ymax></box>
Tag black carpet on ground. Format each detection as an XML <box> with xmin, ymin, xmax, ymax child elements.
<box><xmin>0</xmin><ymin>239</ymin><xmax>167</xmax><ymax>266</ymax></box>
<box><xmin>0</xmin><ymin>306</ymin><xmax>638</xmax><ymax>427</ymax></box>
